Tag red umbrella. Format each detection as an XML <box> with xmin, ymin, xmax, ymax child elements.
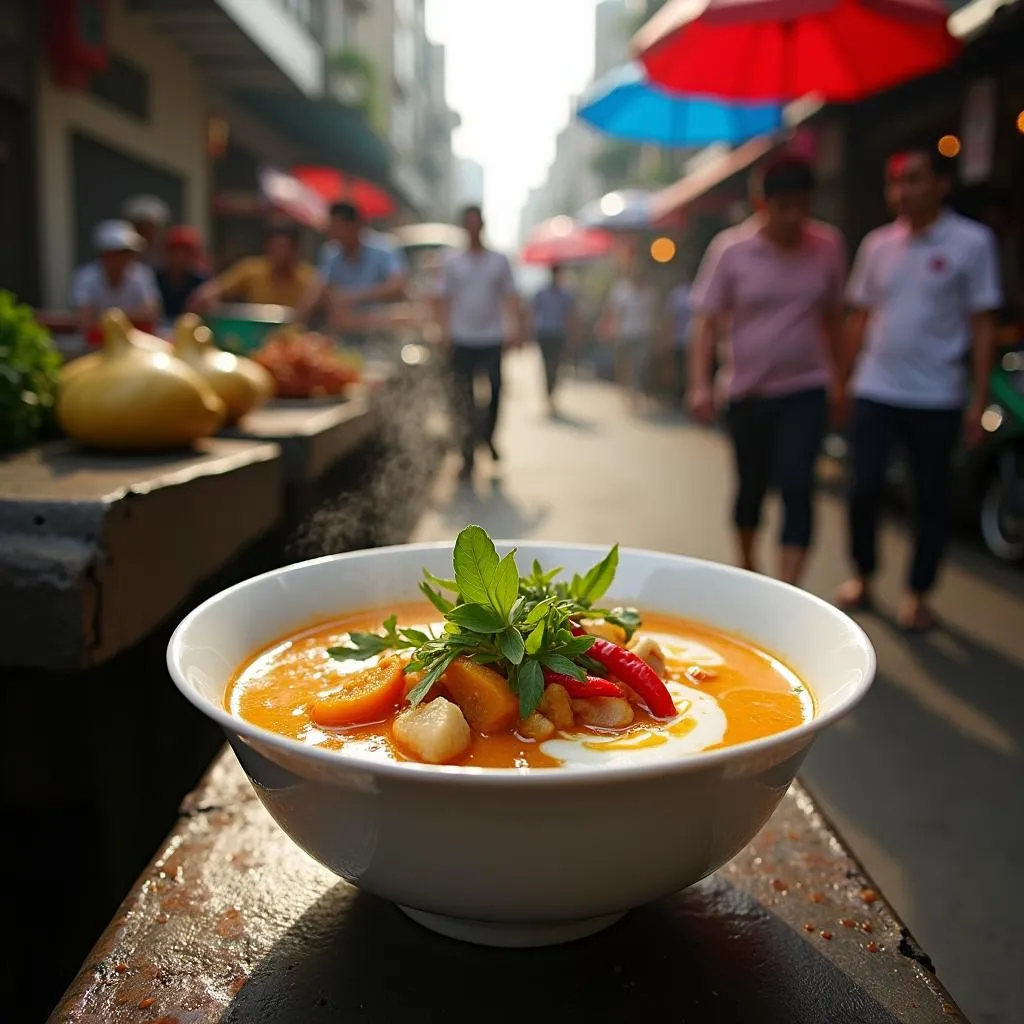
<box><xmin>633</xmin><ymin>0</ymin><xmax>960</xmax><ymax>103</ymax></box>
<box><xmin>520</xmin><ymin>217</ymin><xmax>615</xmax><ymax>266</ymax></box>
<box><xmin>292</xmin><ymin>166</ymin><xmax>397</xmax><ymax>219</ymax></box>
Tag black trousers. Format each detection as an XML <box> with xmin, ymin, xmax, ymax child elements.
<box><xmin>450</xmin><ymin>342</ymin><xmax>503</xmax><ymax>463</ymax></box>
<box><xmin>536</xmin><ymin>331</ymin><xmax>566</xmax><ymax>397</ymax></box>
<box><xmin>848</xmin><ymin>398</ymin><xmax>962</xmax><ymax>594</ymax></box>
<box><xmin>726</xmin><ymin>388</ymin><xmax>828</xmax><ymax>549</ymax></box>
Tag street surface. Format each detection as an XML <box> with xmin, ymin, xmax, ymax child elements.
<box><xmin>412</xmin><ymin>350</ymin><xmax>1024</xmax><ymax>1024</ymax></box>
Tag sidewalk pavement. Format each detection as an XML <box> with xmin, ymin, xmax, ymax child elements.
<box><xmin>412</xmin><ymin>347</ymin><xmax>1024</xmax><ymax>1024</ymax></box>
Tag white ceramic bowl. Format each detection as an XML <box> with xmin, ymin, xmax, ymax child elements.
<box><xmin>168</xmin><ymin>542</ymin><xmax>875</xmax><ymax>947</ymax></box>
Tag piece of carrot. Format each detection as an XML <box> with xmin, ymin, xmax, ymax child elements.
<box><xmin>310</xmin><ymin>657</ymin><xmax>407</xmax><ymax>727</ymax></box>
<box><xmin>441</xmin><ymin>658</ymin><xmax>519</xmax><ymax>734</ymax></box>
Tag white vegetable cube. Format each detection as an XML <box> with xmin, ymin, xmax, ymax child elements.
<box><xmin>631</xmin><ymin>637</ymin><xmax>667</xmax><ymax>680</ymax></box>
<box><xmin>393</xmin><ymin>698</ymin><xmax>472</xmax><ymax>765</ymax></box>
<box><xmin>571</xmin><ymin>697</ymin><xmax>634</xmax><ymax>730</ymax></box>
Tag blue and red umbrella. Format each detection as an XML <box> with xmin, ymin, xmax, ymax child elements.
<box><xmin>578</xmin><ymin>61</ymin><xmax>785</xmax><ymax>146</ymax></box>
<box><xmin>633</xmin><ymin>0</ymin><xmax>960</xmax><ymax>103</ymax></box>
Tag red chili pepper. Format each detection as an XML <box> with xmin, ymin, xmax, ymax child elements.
<box><xmin>542</xmin><ymin>669</ymin><xmax>624</xmax><ymax>699</ymax></box>
<box><xmin>572</xmin><ymin>627</ymin><xmax>676</xmax><ymax>718</ymax></box>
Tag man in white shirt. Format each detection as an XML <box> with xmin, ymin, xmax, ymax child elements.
<box><xmin>437</xmin><ymin>205</ymin><xmax>524</xmax><ymax>481</ymax></box>
<box><xmin>71</xmin><ymin>220</ymin><xmax>161</xmax><ymax>338</ymax></box>
<box><xmin>836</xmin><ymin>144</ymin><xmax>1002</xmax><ymax>630</ymax></box>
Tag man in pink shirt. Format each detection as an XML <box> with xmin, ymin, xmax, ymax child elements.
<box><xmin>689</xmin><ymin>155</ymin><xmax>846</xmax><ymax>586</ymax></box>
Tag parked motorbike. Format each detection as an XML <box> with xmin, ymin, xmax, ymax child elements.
<box><xmin>824</xmin><ymin>344</ymin><xmax>1024</xmax><ymax>565</ymax></box>
<box><xmin>974</xmin><ymin>348</ymin><xmax>1024</xmax><ymax>562</ymax></box>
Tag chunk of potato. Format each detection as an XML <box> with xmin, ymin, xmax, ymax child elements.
<box><xmin>519</xmin><ymin>712</ymin><xmax>556</xmax><ymax>742</ymax></box>
<box><xmin>538</xmin><ymin>682</ymin><xmax>574</xmax><ymax>730</ymax></box>
<box><xmin>572</xmin><ymin>697</ymin><xmax>634</xmax><ymax>730</ymax></box>
<box><xmin>631</xmin><ymin>637</ymin><xmax>667</xmax><ymax>679</ymax></box>
<box><xmin>393</xmin><ymin>698</ymin><xmax>471</xmax><ymax>765</ymax></box>
<box><xmin>441</xmin><ymin>658</ymin><xmax>519</xmax><ymax>734</ymax></box>
<box><xmin>581</xmin><ymin>619</ymin><xmax>627</xmax><ymax>645</ymax></box>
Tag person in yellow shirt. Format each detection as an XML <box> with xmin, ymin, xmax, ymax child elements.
<box><xmin>191</xmin><ymin>225</ymin><xmax>317</xmax><ymax>311</ymax></box>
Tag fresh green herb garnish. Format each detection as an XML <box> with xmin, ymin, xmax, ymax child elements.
<box><xmin>518</xmin><ymin>545</ymin><xmax>642</xmax><ymax>642</ymax></box>
<box><xmin>327</xmin><ymin>525</ymin><xmax>638</xmax><ymax>720</ymax></box>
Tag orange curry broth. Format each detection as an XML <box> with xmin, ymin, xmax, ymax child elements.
<box><xmin>226</xmin><ymin>602</ymin><xmax>812</xmax><ymax>769</ymax></box>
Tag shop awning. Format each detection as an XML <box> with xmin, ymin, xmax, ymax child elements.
<box><xmin>651</xmin><ymin>135</ymin><xmax>780</xmax><ymax>222</ymax></box>
<box><xmin>233</xmin><ymin>92</ymin><xmax>396</xmax><ymax>198</ymax></box>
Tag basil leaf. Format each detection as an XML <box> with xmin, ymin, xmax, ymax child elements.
<box><xmin>517</xmin><ymin>658</ymin><xmax>545</xmax><ymax>720</ymax></box>
<box><xmin>606</xmin><ymin>606</ymin><xmax>642</xmax><ymax>640</ymax></box>
<box><xmin>406</xmin><ymin>650</ymin><xmax>458</xmax><ymax>707</ymax></box>
<box><xmin>453</xmin><ymin>525</ymin><xmax>499</xmax><ymax>605</ymax></box>
<box><xmin>489</xmin><ymin>549</ymin><xmax>519</xmax><ymax>620</ymax></box>
<box><xmin>498</xmin><ymin>627</ymin><xmax>526</xmax><ymax>665</ymax></box>
<box><xmin>419</xmin><ymin>580</ymin><xmax>453</xmax><ymax>615</ymax></box>
<box><xmin>554</xmin><ymin>634</ymin><xmax>596</xmax><ymax>657</ymax></box>
<box><xmin>446</xmin><ymin>602</ymin><xmax>506</xmax><ymax>633</ymax></box>
<box><xmin>422</xmin><ymin>569</ymin><xmax>459</xmax><ymax>593</ymax></box>
<box><xmin>327</xmin><ymin>632</ymin><xmax>394</xmax><ymax>661</ymax></box>
<box><xmin>399</xmin><ymin>628</ymin><xmax>431</xmax><ymax>646</ymax></box>
<box><xmin>525</xmin><ymin>621</ymin><xmax>545</xmax><ymax>655</ymax></box>
<box><xmin>576</xmin><ymin>545</ymin><xmax>619</xmax><ymax>605</ymax></box>
<box><xmin>524</xmin><ymin>597</ymin><xmax>555</xmax><ymax>625</ymax></box>
<box><xmin>539</xmin><ymin>654</ymin><xmax>586</xmax><ymax>680</ymax></box>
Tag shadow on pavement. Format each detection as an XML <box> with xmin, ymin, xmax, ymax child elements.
<box><xmin>225</xmin><ymin>878</ymin><xmax>909</xmax><ymax>1024</ymax></box>
<box><xmin>431</xmin><ymin>470</ymin><xmax>550</xmax><ymax>539</ymax></box>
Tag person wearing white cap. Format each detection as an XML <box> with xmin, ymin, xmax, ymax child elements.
<box><xmin>71</xmin><ymin>219</ymin><xmax>161</xmax><ymax>337</ymax></box>
<box><xmin>122</xmin><ymin>194</ymin><xmax>171</xmax><ymax>267</ymax></box>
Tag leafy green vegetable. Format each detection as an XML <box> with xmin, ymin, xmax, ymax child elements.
<box><xmin>0</xmin><ymin>292</ymin><xmax>62</xmax><ymax>452</ymax></box>
<box><xmin>328</xmin><ymin>526</ymin><xmax>637</xmax><ymax>720</ymax></box>
<box><xmin>452</xmin><ymin>525</ymin><xmax>498</xmax><ymax>604</ymax></box>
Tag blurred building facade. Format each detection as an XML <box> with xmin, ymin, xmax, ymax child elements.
<box><xmin>341</xmin><ymin>0</ymin><xmax>458</xmax><ymax>220</ymax></box>
<box><xmin>1</xmin><ymin>0</ymin><xmax>463</xmax><ymax>308</ymax></box>
<box><xmin>516</xmin><ymin>1</ymin><xmax>630</xmax><ymax>245</ymax></box>
<box><xmin>453</xmin><ymin>157</ymin><xmax>485</xmax><ymax>210</ymax></box>
<box><xmin>594</xmin><ymin>0</ymin><xmax>630</xmax><ymax>79</ymax></box>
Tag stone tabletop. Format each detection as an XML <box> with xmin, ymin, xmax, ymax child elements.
<box><xmin>225</xmin><ymin>395</ymin><xmax>377</xmax><ymax>487</ymax></box>
<box><xmin>51</xmin><ymin>751</ymin><xmax>968</xmax><ymax>1024</ymax></box>
<box><xmin>0</xmin><ymin>440</ymin><xmax>282</xmax><ymax>669</ymax></box>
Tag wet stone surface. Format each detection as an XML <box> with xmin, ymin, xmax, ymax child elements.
<box><xmin>51</xmin><ymin>751</ymin><xmax>968</xmax><ymax>1023</ymax></box>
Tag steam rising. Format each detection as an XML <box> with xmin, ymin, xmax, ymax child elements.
<box><xmin>292</xmin><ymin>359</ymin><xmax>449</xmax><ymax>557</ymax></box>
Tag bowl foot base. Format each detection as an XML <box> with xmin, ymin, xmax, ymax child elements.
<box><xmin>397</xmin><ymin>906</ymin><xmax>627</xmax><ymax>947</ymax></box>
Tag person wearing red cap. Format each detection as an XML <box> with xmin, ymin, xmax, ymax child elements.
<box><xmin>157</xmin><ymin>226</ymin><xmax>209</xmax><ymax>322</ymax></box>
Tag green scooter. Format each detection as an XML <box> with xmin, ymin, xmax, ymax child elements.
<box><xmin>976</xmin><ymin>348</ymin><xmax>1024</xmax><ymax>562</ymax></box>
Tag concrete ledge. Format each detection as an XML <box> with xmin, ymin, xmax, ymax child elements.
<box><xmin>49</xmin><ymin>751</ymin><xmax>968</xmax><ymax>1023</ymax></box>
<box><xmin>0</xmin><ymin>440</ymin><xmax>283</xmax><ymax>670</ymax></box>
<box><xmin>225</xmin><ymin>394</ymin><xmax>379</xmax><ymax>487</ymax></box>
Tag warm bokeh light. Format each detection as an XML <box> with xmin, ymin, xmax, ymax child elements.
<box><xmin>937</xmin><ymin>134</ymin><xmax>961</xmax><ymax>158</ymax></box>
<box><xmin>600</xmin><ymin>192</ymin><xmax>626</xmax><ymax>217</ymax></box>
<box><xmin>650</xmin><ymin>237</ymin><xmax>676</xmax><ymax>263</ymax></box>
<box><xmin>982</xmin><ymin>405</ymin><xmax>1004</xmax><ymax>434</ymax></box>
<box><xmin>549</xmin><ymin>215</ymin><xmax>574</xmax><ymax>237</ymax></box>
<box><xmin>1017</xmin><ymin>110</ymin><xmax>1024</xmax><ymax>135</ymax></box>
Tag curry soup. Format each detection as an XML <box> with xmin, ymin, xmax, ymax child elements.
<box><xmin>227</xmin><ymin>603</ymin><xmax>812</xmax><ymax>770</ymax></box>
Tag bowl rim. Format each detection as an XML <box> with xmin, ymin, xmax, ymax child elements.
<box><xmin>167</xmin><ymin>540</ymin><xmax>876</xmax><ymax>787</ymax></box>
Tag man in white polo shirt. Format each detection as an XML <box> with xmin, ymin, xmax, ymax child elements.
<box><xmin>437</xmin><ymin>205</ymin><xmax>524</xmax><ymax>482</ymax></box>
<box><xmin>836</xmin><ymin>144</ymin><xmax>1002</xmax><ymax>630</ymax></box>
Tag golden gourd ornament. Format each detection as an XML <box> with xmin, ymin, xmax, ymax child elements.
<box><xmin>172</xmin><ymin>313</ymin><xmax>273</xmax><ymax>424</ymax></box>
<box><xmin>61</xmin><ymin>309</ymin><xmax>173</xmax><ymax>384</ymax></box>
<box><xmin>58</xmin><ymin>309</ymin><xmax>226</xmax><ymax>451</ymax></box>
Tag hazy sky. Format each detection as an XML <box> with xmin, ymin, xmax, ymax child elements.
<box><xmin>426</xmin><ymin>0</ymin><xmax>603</xmax><ymax>251</ymax></box>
